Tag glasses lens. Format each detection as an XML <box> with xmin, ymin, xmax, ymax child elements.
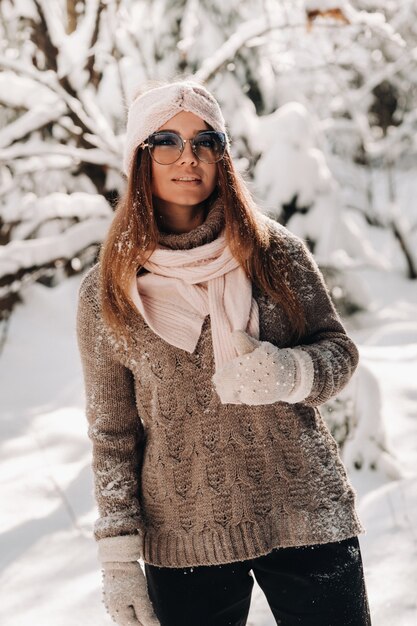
<box><xmin>193</xmin><ymin>131</ymin><xmax>226</xmax><ymax>163</ymax></box>
<box><xmin>149</xmin><ymin>132</ymin><xmax>182</xmax><ymax>164</ymax></box>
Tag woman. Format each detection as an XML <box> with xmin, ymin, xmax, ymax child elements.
<box><xmin>76</xmin><ymin>78</ymin><xmax>372</xmax><ymax>626</ymax></box>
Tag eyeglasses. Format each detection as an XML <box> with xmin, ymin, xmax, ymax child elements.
<box><xmin>139</xmin><ymin>130</ymin><xmax>227</xmax><ymax>165</ymax></box>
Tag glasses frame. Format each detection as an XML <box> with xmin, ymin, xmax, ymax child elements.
<box><xmin>139</xmin><ymin>130</ymin><xmax>228</xmax><ymax>165</ymax></box>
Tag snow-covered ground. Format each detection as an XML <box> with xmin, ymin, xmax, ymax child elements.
<box><xmin>0</xmin><ymin>267</ymin><xmax>416</xmax><ymax>626</ymax></box>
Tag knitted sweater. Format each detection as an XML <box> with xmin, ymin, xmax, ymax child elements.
<box><xmin>76</xmin><ymin>199</ymin><xmax>365</xmax><ymax>569</ymax></box>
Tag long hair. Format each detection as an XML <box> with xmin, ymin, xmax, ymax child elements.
<box><xmin>98</xmin><ymin>81</ymin><xmax>307</xmax><ymax>344</ymax></box>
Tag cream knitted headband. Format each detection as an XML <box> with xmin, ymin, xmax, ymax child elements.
<box><xmin>123</xmin><ymin>80</ymin><xmax>228</xmax><ymax>175</ymax></box>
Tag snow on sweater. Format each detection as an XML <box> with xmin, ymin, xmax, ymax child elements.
<box><xmin>76</xmin><ymin>198</ymin><xmax>364</xmax><ymax>568</ymax></box>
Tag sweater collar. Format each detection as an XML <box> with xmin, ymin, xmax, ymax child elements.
<box><xmin>156</xmin><ymin>193</ymin><xmax>225</xmax><ymax>251</ymax></box>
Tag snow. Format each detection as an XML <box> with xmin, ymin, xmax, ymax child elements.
<box><xmin>0</xmin><ymin>218</ymin><xmax>110</xmax><ymax>278</ymax></box>
<box><xmin>0</xmin><ymin>264</ymin><xmax>416</xmax><ymax>625</ymax></box>
<box><xmin>0</xmin><ymin>72</ymin><xmax>61</xmax><ymax>109</ymax></box>
<box><xmin>2</xmin><ymin>191</ymin><xmax>112</xmax><ymax>227</ymax></box>
<box><xmin>0</xmin><ymin>102</ymin><xmax>67</xmax><ymax>149</ymax></box>
<box><xmin>195</xmin><ymin>14</ymin><xmax>285</xmax><ymax>83</ymax></box>
<box><xmin>0</xmin><ymin>141</ymin><xmax>121</xmax><ymax>168</ymax></box>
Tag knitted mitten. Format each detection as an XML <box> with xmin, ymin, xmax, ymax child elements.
<box><xmin>98</xmin><ymin>535</ymin><xmax>160</xmax><ymax>626</ymax></box>
<box><xmin>212</xmin><ymin>330</ymin><xmax>314</xmax><ymax>405</ymax></box>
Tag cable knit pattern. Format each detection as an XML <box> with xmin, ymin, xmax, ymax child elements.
<box><xmin>76</xmin><ymin>203</ymin><xmax>364</xmax><ymax>569</ymax></box>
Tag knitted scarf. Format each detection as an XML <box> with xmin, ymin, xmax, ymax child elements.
<box><xmin>128</xmin><ymin>231</ymin><xmax>259</xmax><ymax>371</ymax></box>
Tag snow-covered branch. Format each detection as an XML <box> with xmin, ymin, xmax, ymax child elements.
<box><xmin>0</xmin><ymin>57</ymin><xmax>119</xmax><ymax>156</ymax></box>
<box><xmin>352</xmin><ymin>47</ymin><xmax>417</xmax><ymax>109</ymax></box>
<box><xmin>0</xmin><ymin>218</ymin><xmax>110</xmax><ymax>280</ymax></box>
<box><xmin>2</xmin><ymin>192</ymin><xmax>112</xmax><ymax>239</ymax></box>
<box><xmin>195</xmin><ymin>15</ymin><xmax>287</xmax><ymax>82</ymax></box>
<box><xmin>0</xmin><ymin>103</ymin><xmax>67</xmax><ymax>149</ymax></box>
<box><xmin>0</xmin><ymin>157</ymin><xmax>73</xmax><ymax>197</ymax></box>
<box><xmin>0</xmin><ymin>142</ymin><xmax>121</xmax><ymax>169</ymax></box>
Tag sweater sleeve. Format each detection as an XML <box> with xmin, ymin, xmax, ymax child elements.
<box><xmin>76</xmin><ymin>269</ymin><xmax>145</xmax><ymax>542</ymax></box>
<box><xmin>280</xmin><ymin>229</ymin><xmax>360</xmax><ymax>407</ymax></box>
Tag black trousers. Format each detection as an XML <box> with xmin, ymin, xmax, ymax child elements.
<box><xmin>144</xmin><ymin>536</ymin><xmax>372</xmax><ymax>626</ymax></box>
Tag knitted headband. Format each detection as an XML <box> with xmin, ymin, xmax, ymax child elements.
<box><xmin>123</xmin><ymin>80</ymin><xmax>228</xmax><ymax>175</ymax></box>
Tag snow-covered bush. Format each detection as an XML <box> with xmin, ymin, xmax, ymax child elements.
<box><xmin>324</xmin><ymin>362</ymin><xmax>403</xmax><ymax>480</ymax></box>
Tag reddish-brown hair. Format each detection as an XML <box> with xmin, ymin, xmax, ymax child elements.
<box><xmin>98</xmin><ymin>79</ymin><xmax>307</xmax><ymax>343</ymax></box>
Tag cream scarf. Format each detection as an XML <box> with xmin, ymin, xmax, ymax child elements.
<box><xmin>128</xmin><ymin>231</ymin><xmax>259</xmax><ymax>371</ymax></box>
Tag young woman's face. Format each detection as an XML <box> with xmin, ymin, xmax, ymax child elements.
<box><xmin>150</xmin><ymin>111</ymin><xmax>218</xmax><ymax>211</ymax></box>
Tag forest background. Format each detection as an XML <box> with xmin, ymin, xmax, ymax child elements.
<box><xmin>0</xmin><ymin>1</ymin><xmax>416</xmax><ymax>624</ymax></box>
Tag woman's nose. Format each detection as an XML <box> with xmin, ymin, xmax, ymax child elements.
<box><xmin>180</xmin><ymin>139</ymin><xmax>198</xmax><ymax>165</ymax></box>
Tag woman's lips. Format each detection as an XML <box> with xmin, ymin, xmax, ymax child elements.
<box><xmin>172</xmin><ymin>179</ymin><xmax>202</xmax><ymax>186</ymax></box>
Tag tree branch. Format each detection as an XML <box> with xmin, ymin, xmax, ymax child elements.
<box><xmin>0</xmin><ymin>142</ymin><xmax>120</xmax><ymax>168</ymax></box>
<box><xmin>0</xmin><ymin>57</ymin><xmax>119</xmax><ymax>156</ymax></box>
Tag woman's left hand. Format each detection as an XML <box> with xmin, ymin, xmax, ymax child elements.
<box><xmin>211</xmin><ymin>330</ymin><xmax>314</xmax><ymax>406</ymax></box>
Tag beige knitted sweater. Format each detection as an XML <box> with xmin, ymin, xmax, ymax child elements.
<box><xmin>76</xmin><ymin>199</ymin><xmax>365</xmax><ymax>569</ymax></box>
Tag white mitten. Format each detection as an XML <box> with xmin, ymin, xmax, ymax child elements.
<box><xmin>212</xmin><ymin>330</ymin><xmax>314</xmax><ymax>406</ymax></box>
<box><xmin>98</xmin><ymin>535</ymin><xmax>160</xmax><ymax>626</ymax></box>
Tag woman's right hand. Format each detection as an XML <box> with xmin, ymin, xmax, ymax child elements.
<box><xmin>102</xmin><ymin>561</ymin><xmax>160</xmax><ymax>626</ymax></box>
